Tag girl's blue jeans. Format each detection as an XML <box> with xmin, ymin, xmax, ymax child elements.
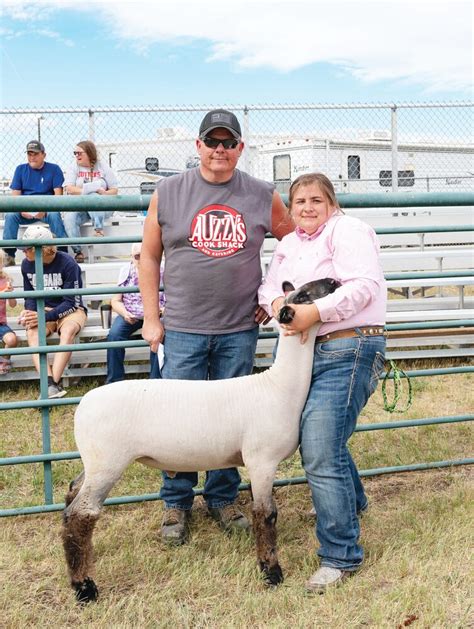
<box><xmin>300</xmin><ymin>332</ymin><xmax>386</xmax><ymax>571</ymax></box>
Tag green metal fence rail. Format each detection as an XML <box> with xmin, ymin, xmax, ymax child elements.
<box><xmin>1</xmin><ymin>191</ymin><xmax>474</xmax><ymax>213</ymax></box>
<box><xmin>1</xmin><ymin>193</ymin><xmax>473</xmax><ymax>517</ymax></box>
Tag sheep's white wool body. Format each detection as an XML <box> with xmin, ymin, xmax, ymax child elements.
<box><xmin>63</xmin><ymin>279</ymin><xmax>341</xmax><ymax>601</ymax></box>
<box><xmin>74</xmin><ymin>325</ymin><xmax>321</xmax><ymax>477</ymax></box>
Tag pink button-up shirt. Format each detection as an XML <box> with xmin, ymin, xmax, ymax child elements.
<box><xmin>258</xmin><ymin>212</ymin><xmax>387</xmax><ymax>335</ymax></box>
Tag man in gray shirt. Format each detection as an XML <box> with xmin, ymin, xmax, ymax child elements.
<box><xmin>140</xmin><ymin>109</ymin><xmax>294</xmax><ymax>545</ymax></box>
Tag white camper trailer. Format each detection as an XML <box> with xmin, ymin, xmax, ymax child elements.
<box><xmin>250</xmin><ymin>133</ymin><xmax>474</xmax><ymax>194</ymax></box>
<box><xmin>97</xmin><ymin>128</ymin><xmax>197</xmax><ymax>194</ymax></box>
<box><xmin>97</xmin><ymin>129</ymin><xmax>473</xmax><ymax>197</ymax></box>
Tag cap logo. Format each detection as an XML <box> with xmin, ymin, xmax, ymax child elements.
<box><xmin>211</xmin><ymin>113</ymin><xmax>232</xmax><ymax>124</ymax></box>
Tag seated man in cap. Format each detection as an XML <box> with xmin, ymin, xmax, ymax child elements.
<box><xmin>18</xmin><ymin>225</ymin><xmax>87</xmax><ymax>399</ymax></box>
<box><xmin>2</xmin><ymin>141</ymin><xmax>68</xmax><ymax>266</ymax></box>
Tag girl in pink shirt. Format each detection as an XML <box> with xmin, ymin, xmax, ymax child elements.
<box><xmin>259</xmin><ymin>173</ymin><xmax>387</xmax><ymax>593</ymax></box>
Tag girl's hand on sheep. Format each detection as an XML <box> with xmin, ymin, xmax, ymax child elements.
<box><xmin>142</xmin><ymin>318</ymin><xmax>165</xmax><ymax>353</ymax></box>
<box><xmin>280</xmin><ymin>303</ymin><xmax>320</xmax><ymax>344</ymax></box>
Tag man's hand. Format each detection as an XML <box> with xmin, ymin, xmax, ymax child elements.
<box><xmin>254</xmin><ymin>305</ymin><xmax>272</xmax><ymax>325</ymax></box>
<box><xmin>271</xmin><ymin>296</ymin><xmax>285</xmax><ymax>320</ymax></box>
<box><xmin>21</xmin><ymin>211</ymin><xmax>46</xmax><ymax>220</ymax></box>
<box><xmin>123</xmin><ymin>313</ymin><xmax>137</xmax><ymax>325</ymax></box>
<box><xmin>18</xmin><ymin>309</ymin><xmax>39</xmax><ymax>329</ymax></box>
<box><xmin>141</xmin><ymin>318</ymin><xmax>165</xmax><ymax>353</ymax></box>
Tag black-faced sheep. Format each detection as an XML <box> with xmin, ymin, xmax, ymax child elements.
<box><xmin>62</xmin><ymin>278</ymin><xmax>340</xmax><ymax>603</ymax></box>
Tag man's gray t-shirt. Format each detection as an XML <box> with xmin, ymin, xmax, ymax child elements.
<box><xmin>157</xmin><ymin>168</ymin><xmax>274</xmax><ymax>334</ymax></box>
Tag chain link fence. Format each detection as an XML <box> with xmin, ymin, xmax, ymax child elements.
<box><xmin>1</xmin><ymin>102</ymin><xmax>472</xmax><ymax>196</ymax></box>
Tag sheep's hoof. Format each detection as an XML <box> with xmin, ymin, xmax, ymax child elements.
<box><xmin>74</xmin><ymin>577</ymin><xmax>99</xmax><ymax>604</ymax></box>
<box><xmin>260</xmin><ymin>562</ymin><xmax>284</xmax><ymax>587</ymax></box>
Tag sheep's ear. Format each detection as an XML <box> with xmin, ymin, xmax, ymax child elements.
<box><xmin>282</xmin><ymin>281</ymin><xmax>295</xmax><ymax>295</ymax></box>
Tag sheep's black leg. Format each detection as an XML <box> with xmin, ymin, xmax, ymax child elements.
<box><xmin>252</xmin><ymin>503</ymin><xmax>283</xmax><ymax>586</ymax></box>
<box><xmin>62</xmin><ymin>473</ymin><xmax>121</xmax><ymax>604</ymax></box>
<box><xmin>62</xmin><ymin>506</ymin><xmax>100</xmax><ymax>603</ymax></box>
<box><xmin>248</xmin><ymin>466</ymin><xmax>284</xmax><ymax>587</ymax></box>
<box><xmin>65</xmin><ymin>470</ymin><xmax>84</xmax><ymax>507</ymax></box>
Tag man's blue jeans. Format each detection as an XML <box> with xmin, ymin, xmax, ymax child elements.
<box><xmin>300</xmin><ymin>332</ymin><xmax>386</xmax><ymax>571</ymax></box>
<box><xmin>63</xmin><ymin>211</ymin><xmax>114</xmax><ymax>253</ymax></box>
<box><xmin>159</xmin><ymin>327</ymin><xmax>259</xmax><ymax>510</ymax></box>
<box><xmin>2</xmin><ymin>213</ymin><xmax>68</xmax><ymax>257</ymax></box>
<box><xmin>106</xmin><ymin>314</ymin><xmax>161</xmax><ymax>383</ymax></box>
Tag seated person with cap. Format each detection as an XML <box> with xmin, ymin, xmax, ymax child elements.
<box><xmin>3</xmin><ymin>140</ymin><xmax>68</xmax><ymax>267</ymax></box>
<box><xmin>18</xmin><ymin>225</ymin><xmax>87</xmax><ymax>399</ymax></box>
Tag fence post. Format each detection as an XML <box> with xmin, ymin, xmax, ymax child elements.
<box><xmin>88</xmin><ymin>109</ymin><xmax>95</xmax><ymax>141</ymax></box>
<box><xmin>242</xmin><ymin>105</ymin><xmax>250</xmax><ymax>174</ymax></box>
<box><xmin>34</xmin><ymin>247</ymin><xmax>54</xmax><ymax>505</ymax></box>
<box><xmin>391</xmin><ymin>105</ymin><xmax>398</xmax><ymax>193</ymax></box>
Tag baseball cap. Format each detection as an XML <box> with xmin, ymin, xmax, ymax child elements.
<box><xmin>26</xmin><ymin>140</ymin><xmax>45</xmax><ymax>153</ymax></box>
<box><xmin>199</xmin><ymin>109</ymin><xmax>242</xmax><ymax>139</ymax></box>
<box><xmin>22</xmin><ymin>225</ymin><xmax>53</xmax><ymax>245</ymax></box>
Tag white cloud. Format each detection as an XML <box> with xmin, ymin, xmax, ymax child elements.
<box><xmin>35</xmin><ymin>28</ymin><xmax>74</xmax><ymax>47</ymax></box>
<box><xmin>2</xmin><ymin>0</ymin><xmax>473</xmax><ymax>92</ymax></box>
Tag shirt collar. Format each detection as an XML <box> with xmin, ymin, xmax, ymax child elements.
<box><xmin>295</xmin><ymin>210</ymin><xmax>342</xmax><ymax>241</ymax></box>
<box><xmin>295</xmin><ymin>222</ymin><xmax>327</xmax><ymax>241</ymax></box>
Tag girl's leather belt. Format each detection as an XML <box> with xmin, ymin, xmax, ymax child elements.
<box><xmin>316</xmin><ymin>326</ymin><xmax>386</xmax><ymax>344</ymax></box>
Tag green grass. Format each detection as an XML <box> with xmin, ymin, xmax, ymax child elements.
<box><xmin>0</xmin><ymin>372</ymin><xmax>473</xmax><ymax>627</ymax></box>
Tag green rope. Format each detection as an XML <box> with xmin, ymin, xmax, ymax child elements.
<box><xmin>381</xmin><ymin>359</ymin><xmax>413</xmax><ymax>413</ymax></box>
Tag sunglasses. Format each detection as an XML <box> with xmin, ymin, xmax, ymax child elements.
<box><xmin>201</xmin><ymin>136</ymin><xmax>239</xmax><ymax>149</ymax></box>
<box><xmin>73</xmin><ymin>151</ymin><xmax>85</xmax><ymax>156</ymax></box>
<box><xmin>22</xmin><ymin>246</ymin><xmax>35</xmax><ymax>253</ymax></box>
<box><xmin>27</xmin><ymin>151</ymin><xmax>41</xmax><ymax>156</ymax></box>
<box><xmin>133</xmin><ymin>254</ymin><xmax>141</xmax><ymax>260</ymax></box>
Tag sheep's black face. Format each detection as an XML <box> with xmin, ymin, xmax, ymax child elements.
<box><xmin>277</xmin><ymin>278</ymin><xmax>341</xmax><ymax>324</ymax></box>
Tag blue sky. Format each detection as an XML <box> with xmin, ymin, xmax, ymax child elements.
<box><xmin>1</xmin><ymin>0</ymin><xmax>472</xmax><ymax>108</ymax></box>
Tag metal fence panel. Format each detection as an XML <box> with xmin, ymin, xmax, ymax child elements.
<box><xmin>1</xmin><ymin>102</ymin><xmax>472</xmax><ymax>197</ymax></box>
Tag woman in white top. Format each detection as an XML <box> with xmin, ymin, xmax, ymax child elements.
<box><xmin>64</xmin><ymin>140</ymin><xmax>118</xmax><ymax>262</ymax></box>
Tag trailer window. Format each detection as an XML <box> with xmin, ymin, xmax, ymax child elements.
<box><xmin>379</xmin><ymin>170</ymin><xmax>392</xmax><ymax>187</ymax></box>
<box><xmin>140</xmin><ymin>182</ymin><xmax>156</xmax><ymax>194</ymax></box>
<box><xmin>273</xmin><ymin>155</ymin><xmax>291</xmax><ymax>182</ymax></box>
<box><xmin>379</xmin><ymin>170</ymin><xmax>415</xmax><ymax>187</ymax></box>
<box><xmin>347</xmin><ymin>155</ymin><xmax>361</xmax><ymax>180</ymax></box>
<box><xmin>398</xmin><ymin>170</ymin><xmax>415</xmax><ymax>187</ymax></box>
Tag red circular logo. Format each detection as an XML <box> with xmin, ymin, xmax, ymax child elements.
<box><xmin>188</xmin><ymin>204</ymin><xmax>248</xmax><ymax>258</ymax></box>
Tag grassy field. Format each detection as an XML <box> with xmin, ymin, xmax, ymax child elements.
<box><xmin>1</xmin><ymin>371</ymin><xmax>473</xmax><ymax>628</ymax></box>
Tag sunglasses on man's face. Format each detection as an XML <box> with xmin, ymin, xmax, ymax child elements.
<box><xmin>73</xmin><ymin>151</ymin><xmax>85</xmax><ymax>156</ymax></box>
<box><xmin>201</xmin><ymin>136</ymin><xmax>240</xmax><ymax>149</ymax></box>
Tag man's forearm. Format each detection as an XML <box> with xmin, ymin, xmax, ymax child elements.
<box><xmin>139</xmin><ymin>258</ymin><xmax>161</xmax><ymax>321</ymax></box>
